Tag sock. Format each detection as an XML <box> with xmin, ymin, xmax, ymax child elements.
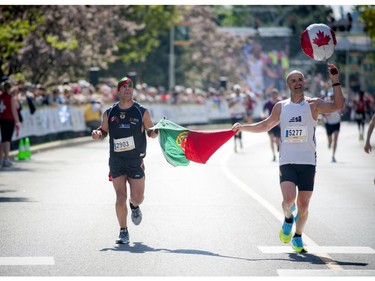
<box><xmin>293</xmin><ymin>233</ymin><xmax>301</xmax><ymax>238</ymax></box>
<box><xmin>129</xmin><ymin>201</ymin><xmax>138</xmax><ymax>210</ymax></box>
<box><xmin>120</xmin><ymin>228</ymin><xmax>127</xmax><ymax>232</ymax></box>
<box><xmin>285</xmin><ymin>216</ymin><xmax>293</xmax><ymax>223</ymax></box>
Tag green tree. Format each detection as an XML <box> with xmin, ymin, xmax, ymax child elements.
<box><xmin>212</xmin><ymin>5</ymin><xmax>333</xmax><ymax>57</ymax></box>
<box><xmin>175</xmin><ymin>6</ymin><xmax>244</xmax><ymax>89</ymax></box>
<box><xmin>0</xmin><ymin>5</ymin><xmax>178</xmax><ymax>85</ymax></box>
<box><xmin>356</xmin><ymin>5</ymin><xmax>375</xmax><ymax>39</ymax></box>
<box><xmin>0</xmin><ymin>6</ymin><xmax>44</xmax><ymax>79</ymax></box>
<box><xmin>104</xmin><ymin>5</ymin><xmax>177</xmax><ymax>87</ymax></box>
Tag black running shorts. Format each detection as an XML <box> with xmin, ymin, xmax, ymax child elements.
<box><xmin>0</xmin><ymin>119</ymin><xmax>15</xmax><ymax>142</ymax></box>
<box><xmin>279</xmin><ymin>164</ymin><xmax>316</xmax><ymax>191</ymax></box>
<box><xmin>325</xmin><ymin>123</ymin><xmax>340</xmax><ymax>136</ymax></box>
<box><xmin>109</xmin><ymin>157</ymin><xmax>145</xmax><ymax>179</ymax></box>
<box><xmin>268</xmin><ymin>125</ymin><xmax>281</xmax><ymax>138</ymax></box>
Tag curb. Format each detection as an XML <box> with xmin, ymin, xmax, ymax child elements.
<box><xmin>10</xmin><ymin>136</ymin><xmax>93</xmax><ymax>158</ymax></box>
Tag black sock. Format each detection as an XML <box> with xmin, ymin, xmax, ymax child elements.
<box><xmin>120</xmin><ymin>227</ymin><xmax>127</xmax><ymax>232</ymax></box>
<box><xmin>293</xmin><ymin>233</ymin><xmax>301</xmax><ymax>238</ymax></box>
<box><xmin>285</xmin><ymin>216</ymin><xmax>293</xmax><ymax>223</ymax></box>
<box><xmin>129</xmin><ymin>202</ymin><xmax>138</xmax><ymax>210</ymax></box>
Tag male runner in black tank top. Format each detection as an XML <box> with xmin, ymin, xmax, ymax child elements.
<box><xmin>92</xmin><ymin>76</ymin><xmax>158</xmax><ymax>244</ymax></box>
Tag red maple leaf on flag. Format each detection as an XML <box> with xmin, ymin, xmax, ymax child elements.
<box><xmin>312</xmin><ymin>30</ymin><xmax>331</xmax><ymax>47</ymax></box>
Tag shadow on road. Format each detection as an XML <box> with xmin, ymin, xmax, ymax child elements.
<box><xmin>0</xmin><ymin>189</ymin><xmax>35</xmax><ymax>203</ymax></box>
<box><xmin>0</xmin><ymin>166</ymin><xmax>34</xmax><ymax>173</ymax></box>
<box><xmin>100</xmin><ymin>242</ymin><xmax>369</xmax><ymax>267</ymax></box>
<box><xmin>289</xmin><ymin>252</ymin><xmax>368</xmax><ymax>267</ymax></box>
<box><xmin>0</xmin><ymin>197</ymin><xmax>35</xmax><ymax>203</ymax></box>
<box><xmin>101</xmin><ymin>242</ymin><xmax>294</xmax><ymax>263</ymax></box>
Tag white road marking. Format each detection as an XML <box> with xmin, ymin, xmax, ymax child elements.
<box><xmin>278</xmin><ymin>269</ymin><xmax>375</xmax><ymax>276</ymax></box>
<box><xmin>258</xmin><ymin>246</ymin><xmax>375</xmax><ymax>254</ymax></box>
<box><xmin>220</xmin><ymin>147</ymin><xmax>343</xmax><ymax>270</ymax></box>
<box><xmin>0</xmin><ymin>257</ymin><xmax>54</xmax><ymax>265</ymax></box>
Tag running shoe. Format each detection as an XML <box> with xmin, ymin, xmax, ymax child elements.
<box><xmin>2</xmin><ymin>160</ymin><xmax>12</xmax><ymax>167</ymax></box>
<box><xmin>116</xmin><ymin>229</ymin><xmax>129</xmax><ymax>244</ymax></box>
<box><xmin>292</xmin><ymin>236</ymin><xmax>307</xmax><ymax>253</ymax></box>
<box><xmin>279</xmin><ymin>215</ymin><xmax>294</xmax><ymax>243</ymax></box>
<box><xmin>130</xmin><ymin>205</ymin><xmax>142</xmax><ymax>225</ymax></box>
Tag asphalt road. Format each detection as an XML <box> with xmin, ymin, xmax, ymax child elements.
<box><xmin>0</xmin><ymin>122</ymin><xmax>374</xmax><ymax>277</ymax></box>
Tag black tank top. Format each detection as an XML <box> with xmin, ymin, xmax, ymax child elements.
<box><xmin>106</xmin><ymin>101</ymin><xmax>147</xmax><ymax>159</ymax></box>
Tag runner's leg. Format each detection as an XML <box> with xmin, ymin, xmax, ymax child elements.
<box><xmin>128</xmin><ymin>177</ymin><xmax>145</xmax><ymax>207</ymax></box>
<box><xmin>280</xmin><ymin>181</ymin><xmax>297</xmax><ymax>219</ymax></box>
<box><xmin>295</xmin><ymin>190</ymin><xmax>313</xmax><ymax>235</ymax></box>
<box><xmin>113</xmin><ymin>175</ymin><xmax>128</xmax><ymax>228</ymax></box>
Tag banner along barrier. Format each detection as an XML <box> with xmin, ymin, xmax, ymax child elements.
<box><xmin>12</xmin><ymin>101</ymin><xmax>232</xmax><ymax>142</ymax></box>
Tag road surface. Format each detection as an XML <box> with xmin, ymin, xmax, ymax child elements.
<box><xmin>0</xmin><ymin>122</ymin><xmax>374</xmax><ymax>276</ymax></box>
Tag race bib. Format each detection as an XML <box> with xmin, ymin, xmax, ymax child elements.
<box><xmin>284</xmin><ymin>126</ymin><xmax>308</xmax><ymax>143</ymax></box>
<box><xmin>114</xmin><ymin>136</ymin><xmax>135</xmax><ymax>152</ymax></box>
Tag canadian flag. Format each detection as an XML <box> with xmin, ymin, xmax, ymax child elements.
<box><xmin>301</xmin><ymin>23</ymin><xmax>337</xmax><ymax>61</ymax></box>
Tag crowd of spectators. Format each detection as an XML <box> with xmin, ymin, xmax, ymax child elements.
<box><xmin>1</xmin><ymin>70</ymin><xmax>374</xmax><ymax>166</ymax></box>
<box><xmin>2</xmin><ymin>74</ymin><xmax>374</xmax><ymax>124</ymax></box>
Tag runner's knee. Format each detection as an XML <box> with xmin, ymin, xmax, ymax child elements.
<box><xmin>282</xmin><ymin>200</ymin><xmax>295</xmax><ymax>210</ymax></box>
<box><xmin>130</xmin><ymin>195</ymin><xmax>144</xmax><ymax>206</ymax></box>
<box><xmin>297</xmin><ymin>200</ymin><xmax>310</xmax><ymax>213</ymax></box>
<box><xmin>115</xmin><ymin>189</ymin><xmax>127</xmax><ymax>205</ymax></box>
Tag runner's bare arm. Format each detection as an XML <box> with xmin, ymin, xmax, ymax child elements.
<box><xmin>232</xmin><ymin>102</ymin><xmax>281</xmax><ymax>133</ymax></box>
<box><xmin>92</xmin><ymin>111</ymin><xmax>108</xmax><ymax>140</ymax></box>
<box><xmin>143</xmin><ymin>110</ymin><xmax>158</xmax><ymax>138</ymax></box>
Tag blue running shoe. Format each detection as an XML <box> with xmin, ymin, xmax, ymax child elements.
<box><xmin>279</xmin><ymin>215</ymin><xmax>294</xmax><ymax>243</ymax></box>
<box><xmin>292</xmin><ymin>236</ymin><xmax>307</xmax><ymax>253</ymax></box>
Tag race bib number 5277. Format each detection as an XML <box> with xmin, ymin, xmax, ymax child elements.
<box><xmin>284</xmin><ymin>126</ymin><xmax>308</xmax><ymax>143</ymax></box>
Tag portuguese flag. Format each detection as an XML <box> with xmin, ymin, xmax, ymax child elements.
<box><xmin>151</xmin><ymin>118</ymin><xmax>236</xmax><ymax>167</ymax></box>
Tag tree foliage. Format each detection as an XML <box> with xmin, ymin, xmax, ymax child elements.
<box><xmin>0</xmin><ymin>5</ymin><xmax>177</xmax><ymax>85</ymax></box>
<box><xmin>356</xmin><ymin>5</ymin><xmax>375</xmax><ymax>40</ymax></box>
<box><xmin>106</xmin><ymin>5</ymin><xmax>244</xmax><ymax>89</ymax></box>
<box><xmin>116</xmin><ymin>5</ymin><xmax>177</xmax><ymax>63</ymax></box>
<box><xmin>103</xmin><ymin>5</ymin><xmax>177</xmax><ymax>87</ymax></box>
<box><xmin>212</xmin><ymin>5</ymin><xmax>333</xmax><ymax>57</ymax></box>
<box><xmin>0</xmin><ymin>6</ymin><xmax>44</xmax><ymax>79</ymax></box>
<box><xmin>2</xmin><ymin>5</ymin><xmax>356</xmax><ymax>89</ymax></box>
<box><xmin>175</xmin><ymin>6</ymin><xmax>244</xmax><ymax>89</ymax></box>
